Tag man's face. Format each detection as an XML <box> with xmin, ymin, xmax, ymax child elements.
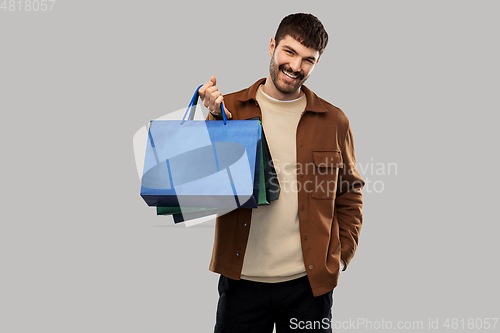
<box><xmin>268</xmin><ymin>35</ymin><xmax>320</xmax><ymax>96</ymax></box>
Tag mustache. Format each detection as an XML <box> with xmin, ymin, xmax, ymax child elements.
<box><xmin>279</xmin><ymin>65</ymin><xmax>304</xmax><ymax>80</ymax></box>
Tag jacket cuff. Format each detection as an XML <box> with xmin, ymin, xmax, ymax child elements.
<box><xmin>340</xmin><ymin>258</ymin><xmax>346</xmax><ymax>271</ymax></box>
<box><xmin>207</xmin><ymin>111</ymin><xmax>225</xmax><ymax>121</ymax></box>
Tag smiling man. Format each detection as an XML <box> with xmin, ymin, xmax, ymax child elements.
<box><xmin>198</xmin><ymin>13</ymin><xmax>365</xmax><ymax>333</ymax></box>
<box><xmin>266</xmin><ymin>35</ymin><xmax>318</xmax><ymax>99</ymax></box>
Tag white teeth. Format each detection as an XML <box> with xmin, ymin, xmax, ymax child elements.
<box><xmin>282</xmin><ymin>70</ymin><xmax>298</xmax><ymax>79</ymax></box>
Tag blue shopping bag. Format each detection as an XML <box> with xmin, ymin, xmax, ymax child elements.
<box><xmin>140</xmin><ymin>85</ymin><xmax>262</xmax><ymax>210</ymax></box>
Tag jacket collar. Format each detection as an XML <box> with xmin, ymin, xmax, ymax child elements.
<box><xmin>237</xmin><ymin>78</ymin><xmax>328</xmax><ymax>113</ymax></box>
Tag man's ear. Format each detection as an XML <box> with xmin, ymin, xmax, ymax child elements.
<box><xmin>269</xmin><ymin>37</ymin><xmax>276</xmax><ymax>57</ymax></box>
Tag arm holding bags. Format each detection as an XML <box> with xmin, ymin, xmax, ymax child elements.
<box><xmin>140</xmin><ymin>85</ymin><xmax>279</xmax><ymax>223</ymax></box>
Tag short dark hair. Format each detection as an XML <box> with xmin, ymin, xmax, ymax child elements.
<box><xmin>274</xmin><ymin>13</ymin><xmax>329</xmax><ymax>56</ymax></box>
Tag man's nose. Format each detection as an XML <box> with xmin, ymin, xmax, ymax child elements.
<box><xmin>289</xmin><ymin>58</ymin><xmax>302</xmax><ymax>73</ymax></box>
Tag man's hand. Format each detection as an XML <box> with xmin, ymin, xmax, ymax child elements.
<box><xmin>198</xmin><ymin>76</ymin><xmax>232</xmax><ymax>119</ymax></box>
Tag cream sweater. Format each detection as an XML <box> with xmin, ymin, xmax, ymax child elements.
<box><xmin>240</xmin><ymin>85</ymin><xmax>307</xmax><ymax>283</ymax></box>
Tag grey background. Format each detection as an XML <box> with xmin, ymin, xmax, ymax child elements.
<box><xmin>1</xmin><ymin>0</ymin><xmax>499</xmax><ymax>332</ymax></box>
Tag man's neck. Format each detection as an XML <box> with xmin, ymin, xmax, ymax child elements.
<box><xmin>262</xmin><ymin>74</ymin><xmax>304</xmax><ymax>101</ymax></box>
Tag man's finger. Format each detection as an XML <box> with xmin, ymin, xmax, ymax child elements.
<box><xmin>206</xmin><ymin>86</ymin><xmax>218</xmax><ymax>96</ymax></box>
<box><xmin>198</xmin><ymin>82</ymin><xmax>207</xmax><ymax>95</ymax></box>
<box><xmin>205</xmin><ymin>86</ymin><xmax>218</xmax><ymax>107</ymax></box>
<box><xmin>215</xmin><ymin>95</ymin><xmax>224</xmax><ymax>108</ymax></box>
<box><xmin>210</xmin><ymin>91</ymin><xmax>222</xmax><ymax>111</ymax></box>
<box><xmin>215</xmin><ymin>96</ymin><xmax>232</xmax><ymax>119</ymax></box>
<box><xmin>210</xmin><ymin>90</ymin><xmax>222</xmax><ymax>103</ymax></box>
<box><xmin>199</xmin><ymin>81</ymin><xmax>214</xmax><ymax>98</ymax></box>
<box><xmin>210</xmin><ymin>76</ymin><xmax>217</xmax><ymax>86</ymax></box>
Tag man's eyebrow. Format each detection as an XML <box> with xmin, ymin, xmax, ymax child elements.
<box><xmin>283</xmin><ymin>45</ymin><xmax>298</xmax><ymax>54</ymax></box>
<box><xmin>283</xmin><ymin>45</ymin><xmax>317</xmax><ymax>62</ymax></box>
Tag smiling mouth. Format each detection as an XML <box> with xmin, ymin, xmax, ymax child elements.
<box><xmin>282</xmin><ymin>70</ymin><xmax>299</xmax><ymax>80</ymax></box>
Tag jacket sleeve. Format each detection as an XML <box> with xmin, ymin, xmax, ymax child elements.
<box><xmin>336</xmin><ymin>122</ymin><xmax>364</xmax><ymax>270</ymax></box>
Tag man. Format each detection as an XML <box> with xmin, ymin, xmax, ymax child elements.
<box><xmin>198</xmin><ymin>13</ymin><xmax>364</xmax><ymax>333</ymax></box>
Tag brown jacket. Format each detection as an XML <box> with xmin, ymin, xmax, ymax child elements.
<box><xmin>207</xmin><ymin>78</ymin><xmax>364</xmax><ymax>296</ymax></box>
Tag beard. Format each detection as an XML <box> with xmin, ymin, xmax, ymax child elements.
<box><xmin>269</xmin><ymin>53</ymin><xmax>308</xmax><ymax>95</ymax></box>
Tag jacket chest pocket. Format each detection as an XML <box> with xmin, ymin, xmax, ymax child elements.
<box><xmin>310</xmin><ymin>150</ymin><xmax>343</xmax><ymax>200</ymax></box>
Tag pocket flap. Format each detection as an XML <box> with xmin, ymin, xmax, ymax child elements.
<box><xmin>312</xmin><ymin>150</ymin><xmax>343</xmax><ymax>168</ymax></box>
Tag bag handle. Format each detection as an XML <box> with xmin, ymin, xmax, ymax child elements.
<box><xmin>181</xmin><ymin>84</ymin><xmax>228</xmax><ymax>125</ymax></box>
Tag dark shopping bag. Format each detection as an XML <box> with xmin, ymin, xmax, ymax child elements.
<box><xmin>259</xmin><ymin>126</ymin><xmax>280</xmax><ymax>203</ymax></box>
<box><xmin>140</xmin><ymin>85</ymin><xmax>262</xmax><ymax>210</ymax></box>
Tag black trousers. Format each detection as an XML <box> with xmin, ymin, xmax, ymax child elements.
<box><xmin>214</xmin><ymin>275</ymin><xmax>333</xmax><ymax>333</ymax></box>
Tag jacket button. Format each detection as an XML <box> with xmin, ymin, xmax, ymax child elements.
<box><xmin>236</xmin><ymin>252</ymin><xmax>241</xmax><ymax>257</ymax></box>
<box><xmin>301</xmin><ymin>204</ymin><xmax>305</xmax><ymax>210</ymax></box>
<box><xmin>299</xmin><ymin>142</ymin><xmax>303</xmax><ymax>147</ymax></box>
<box><xmin>308</xmin><ymin>265</ymin><xmax>314</xmax><ymax>270</ymax></box>
<box><xmin>243</xmin><ymin>223</ymin><xmax>247</xmax><ymax>227</ymax></box>
<box><xmin>304</xmin><ymin>236</ymin><xmax>308</xmax><ymax>241</ymax></box>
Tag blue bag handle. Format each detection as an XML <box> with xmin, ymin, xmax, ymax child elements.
<box><xmin>181</xmin><ymin>84</ymin><xmax>227</xmax><ymax>125</ymax></box>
